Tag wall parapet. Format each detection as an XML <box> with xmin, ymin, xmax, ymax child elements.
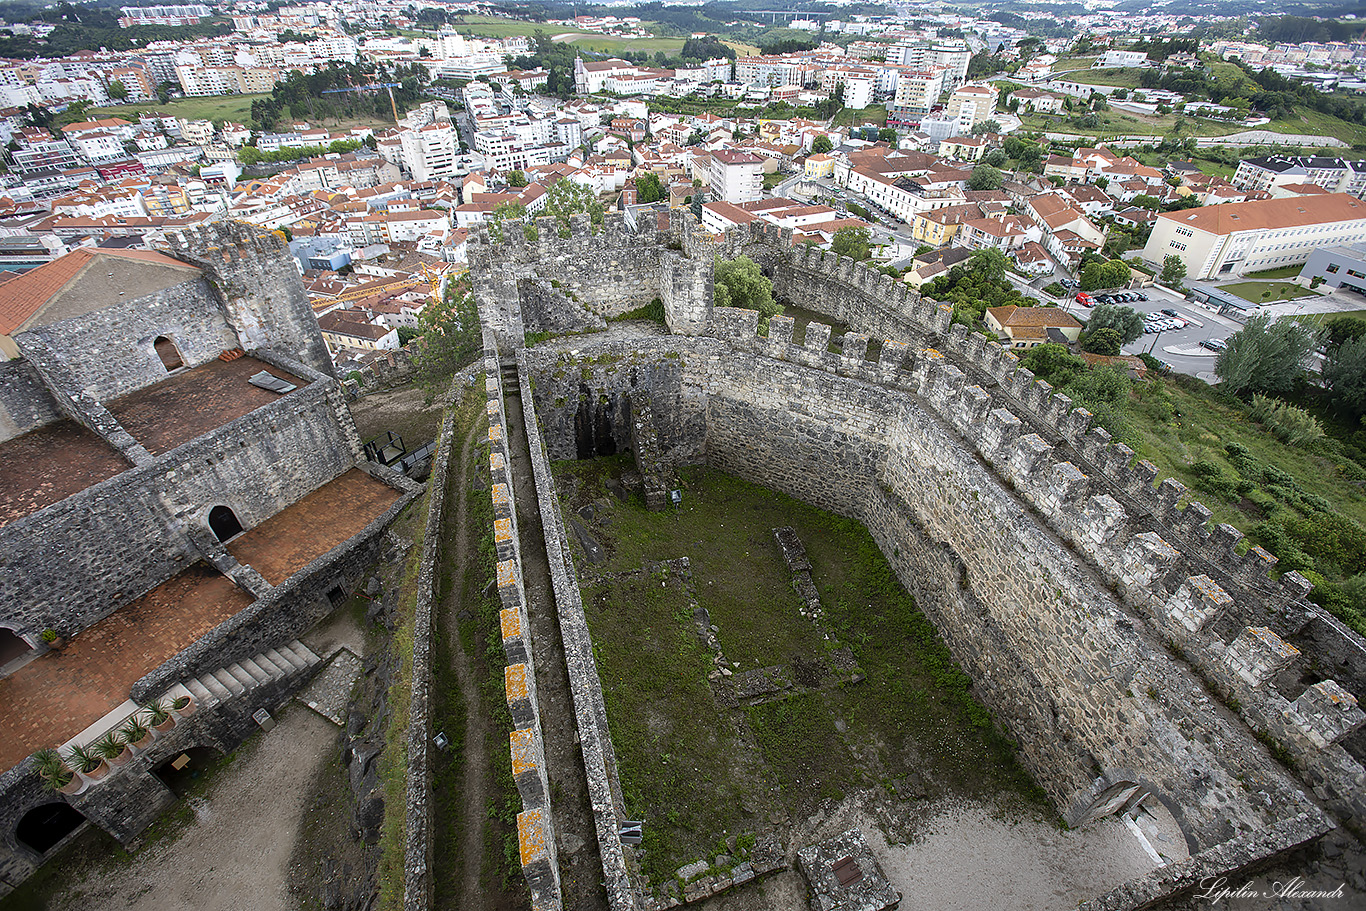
<box><xmin>703</xmin><ymin>307</ymin><xmax>1366</xmax><ymax>835</ymax></box>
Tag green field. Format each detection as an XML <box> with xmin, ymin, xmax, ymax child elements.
<box><xmin>1219</xmin><ymin>281</ymin><xmax>1316</xmax><ymax>303</ymax></box>
<box><xmin>87</xmin><ymin>94</ymin><xmax>269</xmax><ymax>126</ymax></box>
<box><xmin>1058</xmin><ymin>67</ymin><xmax>1144</xmax><ymax>89</ymax></box>
<box><xmin>834</xmin><ymin>103</ymin><xmax>888</xmax><ymax>126</ymax></box>
<box><xmin>1244</xmin><ymin>265</ymin><xmax>1308</xmax><ymax>280</ymax></box>
<box><xmin>1262</xmin><ymin>107</ymin><xmax>1366</xmax><ymax>145</ymax></box>
<box><xmin>448</xmin><ymin>15</ymin><xmax>757</xmax><ymax>55</ymax></box>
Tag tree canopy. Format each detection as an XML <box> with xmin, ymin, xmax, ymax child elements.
<box><xmin>811</xmin><ymin>134</ymin><xmax>833</xmax><ymax>155</ymax></box>
<box><xmin>714</xmin><ymin>256</ymin><xmax>779</xmax><ymax>326</ymax></box>
<box><xmin>1079</xmin><ymin>259</ymin><xmax>1133</xmax><ymax>292</ymax></box>
<box><xmin>1082</xmin><ymin>304</ymin><xmax>1145</xmax><ymax>345</ymax></box>
<box><xmin>636</xmin><ymin>172</ymin><xmax>666</xmax><ymax>204</ymax></box>
<box><xmin>966</xmin><ymin>163</ymin><xmax>1003</xmax><ymax>191</ymax></box>
<box><xmin>1160</xmin><ymin>254</ymin><xmax>1187</xmax><ymax>286</ymax></box>
<box><xmin>831</xmin><ymin>226</ymin><xmax>872</xmax><ymax>262</ymax></box>
<box><xmin>1081</xmin><ymin>327</ymin><xmax>1123</xmax><ymax>356</ymax></box>
<box><xmin>1324</xmin><ymin>335</ymin><xmax>1366</xmax><ymax>417</ymax></box>
<box><xmin>1215</xmin><ymin>312</ymin><xmax>1322</xmax><ymax>397</ymax></box>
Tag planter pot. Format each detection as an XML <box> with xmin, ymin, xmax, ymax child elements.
<box><xmin>173</xmin><ymin>695</ymin><xmax>197</xmax><ymax>719</ymax></box>
<box><xmin>152</xmin><ymin>716</ymin><xmax>176</xmax><ymax>735</ymax></box>
<box><xmin>79</xmin><ymin>761</ymin><xmax>109</xmax><ymax>783</ymax></box>
<box><xmin>57</xmin><ymin>775</ymin><xmax>85</xmax><ymax>796</ymax></box>
<box><xmin>128</xmin><ymin>732</ymin><xmax>155</xmax><ymax>753</ymax></box>
<box><xmin>106</xmin><ymin>746</ymin><xmax>133</xmax><ymax>768</ymax></box>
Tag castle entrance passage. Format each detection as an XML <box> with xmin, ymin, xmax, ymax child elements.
<box><xmin>0</xmin><ymin>628</ymin><xmax>31</xmax><ymax>666</ymax></box>
<box><xmin>15</xmin><ymin>802</ymin><xmax>85</xmax><ymax>855</ymax></box>
<box><xmin>208</xmin><ymin>505</ymin><xmax>243</xmax><ymax>543</ymax></box>
<box><xmin>152</xmin><ymin>746</ymin><xmax>225</xmax><ymax>798</ymax></box>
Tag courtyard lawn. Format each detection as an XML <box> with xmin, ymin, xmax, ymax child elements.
<box><xmin>1218</xmin><ymin>280</ymin><xmax>1315</xmax><ymax>304</ymax></box>
<box><xmin>88</xmin><ymin>94</ymin><xmax>269</xmax><ymax>125</ymax></box>
<box><xmin>1243</xmin><ymin>265</ymin><xmax>1306</xmax><ymax>280</ymax></box>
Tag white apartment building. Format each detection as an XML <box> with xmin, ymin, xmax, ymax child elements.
<box><xmin>1231</xmin><ymin>155</ymin><xmax>1366</xmax><ymax>199</ymax></box>
<box><xmin>735</xmin><ymin>56</ymin><xmax>806</xmax><ymax>87</ymax></box>
<box><xmin>707</xmin><ymin>149</ymin><xmax>764</xmax><ymax>203</ymax></box>
<box><xmin>400</xmin><ymin>123</ymin><xmax>461</xmax><ymax>182</ymax></box>
<box><xmin>887</xmin><ymin>42</ymin><xmax>970</xmax><ymax>91</ymax></box>
<box><xmin>1142</xmin><ymin>193</ymin><xmax>1366</xmax><ymax>280</ymax></box>
<box><xmin>894</xmin><ymin>69</ymin><xmax>947</xmax><ymax>114</ymax></box>
<box><xmin>946</xmin><ymin>83</ymin><xmax>996</xmax><ymax>133</ymax></box>
<box><xmin>1094</xmin><ymin>50</ymin><xmax>1149</xmax><ymax>68</ymax></box>
<box><xmin>67</xmin><ymin>130</ymin><xmax>125</xmax><ymax>163</ymax></box>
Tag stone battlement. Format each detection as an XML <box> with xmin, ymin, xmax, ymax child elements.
<box><xmin>704</xmin><ymin>307</ymin><xmax>1366</xmax><ymax>832</ymax></box>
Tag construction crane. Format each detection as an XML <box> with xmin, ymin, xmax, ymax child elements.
<box><xmin>321</xmin><ymin>82</ymin><xmax>402</xmax><ymax>123</ymax></box>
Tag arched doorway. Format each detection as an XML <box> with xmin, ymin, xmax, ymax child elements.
<box><xmin>152</xmin><ymin>746</ymin><xmax>225</xmax><ymax>798</ymax></box>
<box><xmin>0</xmin><ymin>628</ymin><xmax>31</xmax><ymax>666</ymax></box>
<box><xmin>16</xmin><ymin>802</ymin><xmax>85</xmax><ymax>855</ymax></box>
<box><xmin>154</xmin><ymin>336</ymin><xmax>184</xmax><ymax>371</ymax></box>
<box><xmin>208</xmin><ymin>505</ymin><xmax>243</xmax><ymax>543</ymax></box>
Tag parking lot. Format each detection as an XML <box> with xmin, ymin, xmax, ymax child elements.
<box><xmin>1062</xmin><ymin>286</ymin><xmax>1243</xmax><ymax>381</ymax></box>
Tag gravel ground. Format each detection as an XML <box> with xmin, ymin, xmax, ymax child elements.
<box><xmin>46</xmin><ymin>703</ymin><xmax>337</xmax><ymax>911</ymax></box>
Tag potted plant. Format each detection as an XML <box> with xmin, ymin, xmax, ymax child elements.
<box><xmin>121</xmin><ymin>717</ymin><xmax>154</xmax><ymax>754</ymax></box>
<box><xmin>93</xmin><ymin>730</ymin><xmax>132</xmax><ymax>768</ymax></box>
<box><xmin>142</xmin><ymin>699</ymin><xmax>176</xmax><ymax>735</ymax></box>
<box><xmin>65</xmin><ymin>743</ymin><xmax>108</xmax><ymax>783</ymax></box>
<box><xmin>172</xmin><ymin>693</ymin><xmax>197</xmax><ymax>719</ymax></box>
<box><xmin>34</xmin><ymin>748</ymin><xmax>80</xmax><ymax>795</ymax></box>
<box><xmin>40</xmin><ymin>628</ymin><xmax>65</xmax><ymax>652</ymax></box>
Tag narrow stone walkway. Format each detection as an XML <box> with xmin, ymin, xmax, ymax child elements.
<box><xmin>501</xmin><ymin>364</ymin><xmax>609</xmax><ymax>911</ymax></box>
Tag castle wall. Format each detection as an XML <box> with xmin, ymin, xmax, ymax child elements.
<box><xmin>0</xmin><ymin>359</ymin><xmax>63</xmax><ymax>444</ymax></box>
<box><xmin>158</xmin><ymin>222</ymin><xmax>336</xmax><ymax>379</ymax></box>
<box><xmin>0</xmin><ymin>378</ymin><xmax>360</xmax><ymax>641</ymax></box>
<box><xmin>522</xmin><ymin>327</ymin><xmax>1355</xmax><ymax>853</ymax></box>
<box><xmin>16</xmin><ymin>277</ymin><xmax>238</xmax><ymax>404</ymax></box>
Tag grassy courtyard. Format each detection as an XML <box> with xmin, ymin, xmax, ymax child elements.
<box><xmin>553</xmin><ymin>458</ymin><xmax>1048</xmax><ymax>892</ymax></box>
<box><xmin>1218</xmin><ymin>280</ymin><xmax>1315</xmax><ymax>304</ymax></box>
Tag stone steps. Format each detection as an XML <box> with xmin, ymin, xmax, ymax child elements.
<box><xmin>179</xmin><ymin>640</ymin><xmax>322</xmax><ymax>709</ymax></box>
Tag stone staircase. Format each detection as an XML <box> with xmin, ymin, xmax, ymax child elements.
<box><xmin>180</xmin><ymin>640</ymin><xmax>321</xmax><ymax>709</ymax></box>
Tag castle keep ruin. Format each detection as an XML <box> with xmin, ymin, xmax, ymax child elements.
<box><xmin>0</xmin><ymin>223</ymin><xmax>418</xmax><ymax>892</ymax></box>
<box><xmin>437</xmin><ymin>212</ymin><xmax>1366</xmax><ymax>911</ymax></box>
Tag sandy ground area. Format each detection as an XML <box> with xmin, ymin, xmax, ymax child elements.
<box><xmin>49</xmin><ymin>703</ymin><xmax>337</xmax><ymax>911</ymax></box>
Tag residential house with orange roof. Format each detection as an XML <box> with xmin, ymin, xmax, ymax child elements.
<box><xmin>984</xmin><ymin>304</ymin><xmax>1082</xmax><ymax>349</ymax></box>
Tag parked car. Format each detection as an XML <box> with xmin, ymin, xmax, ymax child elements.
<box><xmin>1161</xmin><ymin>308</ymin><xmax>1179</xmax><ymax>317</ymax></box>
<box><xmin>1135</xmin><ymin>293</ymin><xmax>1149</xmax><ymax>301</ymax></box>
<box><xmin>1200</xmin><ymin>338</ymin><xmax>1227</xmax><ymax>351</ymax></box>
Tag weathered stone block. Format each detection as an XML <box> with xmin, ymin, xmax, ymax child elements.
<box><xmin>1165</xmin><ymin>575</ymin><xmax>1232</xmax><ymax>635</ymax></box>
<box><xmin>1283</xmin><ymin>680</ymin><xmax>1365</xmax><ymax>749</ymax></box>
<box><xmin>1223</xmin><ymin>626</ymin><xmax>1299</xmax><ymax>688</ymax></box>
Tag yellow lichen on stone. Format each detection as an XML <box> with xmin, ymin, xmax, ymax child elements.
<box><xmin>505</xmin><ymin>663</ymin><xmax>528</xmax><ymax>700</ymax></box>
<box><xmin>518</xmin><ymin>809</ymin><xmax>548</xmax><ymax>863</ymax></box>
<box><xmin>510</xmin><ymin>727</ymin><xmax>536</xmax><ymax>775</ymax></box>
<box><xmin>497</xmin><ymin>559</ymin><xmax>516</xmax><ymax>588</ymax></box>
<box><xmin>495</xmin><ymin>517</ymin><xmax>513</xmax><ymax>542</ymax></box>
<box><xmin>492</xmin><ymin>483</ymin><xmax>510</xmax><ymax>506</ymax></box>
<box><xmin>500</xmin><ymin>607</ymin><xmax>521</xmax><ymax>640</ymax></box>
<box><xmin>489</xmin><ymin>422</ymin><xmax>503</xmax><ymax>442</ymax></box>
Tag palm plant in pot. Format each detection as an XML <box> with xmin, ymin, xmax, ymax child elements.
<box><xmin>142</xmin><ymin>699</ymin><xmax>176</xmax><ymax>735</ymax></box>
<box><xmin>34</xmin><ymin>748</ymin><xmax>80</xmax><ymax>795</ymax></box>
<box><xmin>92</xmin><ymin>730</ymin><xmax>132</xmax><ymax>768</ymax></box>
<box><xmin>121</xmin><ymin>716</ymin><xmax>154</xmax><ymax>754</ymax></box>
<box><xmin>65</xmin><ymin>742</ymin><xmax>108</xmax><ymax>782</ymax></box>
<box><xmin>171</xmin><ymin>693</ymin><xmax>197</xmax><ymax>718</ymax></box>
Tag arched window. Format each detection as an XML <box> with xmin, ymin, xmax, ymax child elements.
<box><xmin>154</xmin><ymin>336</ymin><xmax>183</xmax><ymax>372</ymax></box>
<box><xmin>208</xmin><ymin>505</ymin><xmax>243</xmax><ymax>543</ymax></box>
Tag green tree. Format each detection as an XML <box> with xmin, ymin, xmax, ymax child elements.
<box><xmin>831</xmin><ymin>225</ymin><xmax>872</xmax><ymax>261</ymax></box>
<box><xmin>1324</xmin><ymin>315</ymin><xmax>1366</xmax><ymax>351</ymax></box>
<box><xmin>542</xmin><ymin>178</ymin><xmax>604</xmax><ymax>234</ymax></box>
<box><xmin>1079</xmin><ymin>259</ymin><xmax>1131</xmax><ymax>291</ymax></box>
<box><xmin>1062</xmin><ymin>365</ymin><xmax>1133</xmax><ymax>440</ymax></box>
<box><xmin>1160</xmin><ymin>254</ymin><xmax>1187</xmax><ymax>285</ymax></box>
<box><xmin>966</xmin><ymin>163</ymin><xmax>1003</xmax><ymax>190</ymax></box>
<box><xmin>1215</xmin><ymin>312</ymin><xmax>1322</xmax><ymax>396</ymax></box>
<box><xmin>714</xmin><ymin>256</ymin><xmax>779</xmax><ymax>326</ymax></box>
<box><xmin>1020</xmin><ymin>343</ymin><xmax>1086</xmax><ymax>386</ymax></box>
<box><xmin>107</xmin><ymin>79</ymin><xmax>128</xmax><ymax>102</ymax></box>
<box><xmin>414</xmin><ymin>286</ymin><xmax>480</xmax><ymax>386</ymax></box>
<box><xmin>878</xmin><ymin>127</ymin><xmax>897</xmax><ymax>143</ymax></box>
<box><xmin>636</xmin><ymin>172</ymin><xmax>665</xmax><ymax>203</ymax></box>
<box><xmin>1082</xmin><ymin>304</ymin><xmax>1145</xmax><ymax>345</ymax></box>
<box><xmin>811</xmin><ymin>134</ymin><xmax>833</xmax><ymax>155</ymax></box>
<box><xmin>1324</xmin><ymin>335</ymin><xmax>1366</xmax><ymax>416</ymax></box>
<box><xmin>1081</xmin><ymin>326</ymin><xmax>1123</xmax><ymax>355</ymax></box>
<box><xmin>507</xmin><ymin>169</ymin><xmax>528</xmax><ymax>187</ymax></box>
<box><xmin>970</xmin><ymin>119</ymin><xmax>1001</xmax><ymax>135</ymax></box>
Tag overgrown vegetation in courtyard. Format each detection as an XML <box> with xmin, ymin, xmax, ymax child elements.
<box><xmin>555</xmin><ymin>460</ymin><xmax>1049</xmax><ymax>893</ymax></box>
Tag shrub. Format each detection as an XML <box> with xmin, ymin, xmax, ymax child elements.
<box><xmin>1188</xmin><ymin>459</ymin><xmax>1239</xmax><ymax>499</ymax></box>
<box><xmin>1283</xmin><ymin>513</ymin><xmax>1366</xmax><ymax>576</ymax></box>
<box><xmin>1249</xmin><ymin>394</ymin><xmax>1325</xmax><ymax>446</ymax></box>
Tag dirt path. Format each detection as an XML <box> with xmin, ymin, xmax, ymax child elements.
<box><xmin>47</xmin><ymin>704</ymin><xmax>336</xmax><ymax>911</ymax></box>
<box><xmin>440</xmin><ymin>414</ymin><xmax>491</xmax><ymax>910</ymax></box>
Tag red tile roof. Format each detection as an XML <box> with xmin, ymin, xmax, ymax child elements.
<box><xmin>0</xmin><ymin>247</ymin><xmax>193</xmax><ymax>336</ymax></box>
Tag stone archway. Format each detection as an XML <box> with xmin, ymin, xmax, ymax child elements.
<box><xmin>151</xmin><ymin>745</ymin><xmax>225</xmax><ymax>798</ymax></box>
<box><xmin>208</xmin><ymin>505</ymin><xmax>243</xmax><ymax>543</ymax></box>
<box><xmin>0</xmin><ymin>627</ymin><xmax>31</xmax><ymax>667</ymax></box>
<box><xmin>15</xmin><ymin>802</ymin><xmax>85</xmax><ymax>856</ymax></box>
<box><xmin>154</xmin><ymin>335</ymin><xmax>184</xmax><ymax>372</ymax></box>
